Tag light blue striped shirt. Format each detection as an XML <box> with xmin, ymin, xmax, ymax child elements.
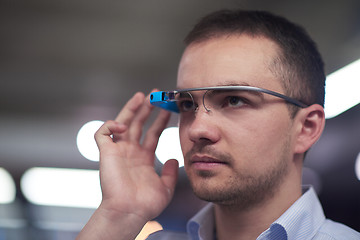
<box><xmin>147</xmin><ymin>186</ymin><xmax>360</xmax><ymax>239</ymax></box>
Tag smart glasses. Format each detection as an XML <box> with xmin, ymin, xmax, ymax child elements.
<box><xmin>150</xmin><ymin>86</ymin><xmax>308</xmax><ymax>113</ymax></box>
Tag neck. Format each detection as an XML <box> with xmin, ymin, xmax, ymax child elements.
<box><xmin>214</xmin><ymin>173</ymin><xmax>302</xmax><ymax>240</ymax></box>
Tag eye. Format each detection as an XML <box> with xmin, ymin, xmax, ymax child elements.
<box><xmin>223</xmin><ymin>96</ymin><xmax>246</xmax><ymax>108</ymax></box>
<box><xmin>177</xmin><ymin>100</ymin><xmax>195</xmax><ymax>112</ymax></box>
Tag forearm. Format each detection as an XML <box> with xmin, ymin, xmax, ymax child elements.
<box><xmin>76</xmin><ymin>204</ymin><xmax>147</xmax><ymax>240</ymax></box>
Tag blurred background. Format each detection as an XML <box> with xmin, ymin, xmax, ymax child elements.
<box><xmin>1</xmin><ymin>0</ymin><xmax>360</xmax><ymax>239</ymax></box>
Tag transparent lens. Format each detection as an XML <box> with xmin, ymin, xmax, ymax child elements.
<box><xmin>204</xmin><ymin>89</ymin><xmax>257</xmax><ymax>112</ymax></box>
<box><xmin>174</xmin><ymin>92</ymin><xmax>196</xmax><ymax>112</ymax></box>
<box><xmin>204</xmin><ymin>90</ymin><xmax>242</xmax><ymax>111</ymax></box>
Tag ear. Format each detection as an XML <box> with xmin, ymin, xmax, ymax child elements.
<box><xmin>294</xmin><ymin>104</ymin><xmax>326</xmax><ymax>154</ymax></box>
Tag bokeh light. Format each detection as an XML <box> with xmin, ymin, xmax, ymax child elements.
<box><xmin>0</xmin><ymin>168</ymin><xmax>16</xmax><ymax>204</ymax></box>
<box><xmin>355</xmin><ymin>152</ymin><xmax>360</xmax><ymax>181</ymax></box>
<box><xmin>76</xmin><ymin>120</ymin><xmax>104</xmax><ymax>162</ymax></box>
<box><xmin>21</xmin><ymin>167</ymin><xmax>101</xmax><ymax>208</ymax></box>
<box><xmin>155</xmin><ymin>127</ymin><xmax>184</xmax><ymax>167</ymax></box>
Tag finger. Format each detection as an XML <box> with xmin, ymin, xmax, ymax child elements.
<box><xmin>142</xmin><ymin>109</ymin><xmax>171</xmax><ymax>152</ymax></box>
<box><xmin>128</xmin><ymin>92</ymin><xmax>156</xmax><ymax>142</ymax></box>
<box><xmin>112</xmin><ymin>92</ymin><xmax>145</xmax><ymax>141</ymax></box>
<box><xmin>161</xmin><ymin>159</ymin><xmax>179</xmax><ymax>199</ymax></box>
<box><xmin>94</xmin><ymin>120</ymin><xmax>127</xmax><ymax>149</ymax></box>
<box><xmin>114</xmin><ymin>92</ymin><xmax>145</xmax><ymax>125</ymax></box>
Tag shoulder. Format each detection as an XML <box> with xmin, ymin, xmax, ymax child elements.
<box><xmin>146</xmin><ymin>230</ymin><xmax>189</xmax><ymax>240</ymax></box>
<box><xmin>314</xmin><ymin>219</ymin><xmax>360</xmax><ymax>240</ymax></box>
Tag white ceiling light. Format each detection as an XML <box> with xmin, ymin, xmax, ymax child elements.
<box><xmin>355</xmin><ymin>152</ymin><xmax>360</xmax><ymax>181</ymax></box>
<box><xmin>325</xmin><ymin>58</ymin><xmax>360</xmax><ymax>119</ymax></box>
<box><xmin>21</xmin><ymin>167</ymin><xmax>101</xmax><ymax>208</ymax></box>
<box><xmin>0</xmin><ymin>168</ymin><xmax>16</xmax><ymax>204</ymax></box>
<box><xmin>76</xmin><ymin>120</ymin><xmax>104</xmax><ymax>162</ymax></box>
<box><xmin>155</xmin><ymin>127</ymin><xmax>184</xmax><ymax>167</ymax></box>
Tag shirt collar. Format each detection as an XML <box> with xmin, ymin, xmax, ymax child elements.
<box><xmin>187</xmin><ymin>186</ymin><xmax>326</xmax><ymax>240</ymax></box>
<box><xmin>264</xmin><ymin>186</ymin><xmax>326</xmax><ymax>240</ymax></box>
<box><xmin>187</xmin><ymin>203</ymin><xmax>215</xmax><ymax>240</ymax></box>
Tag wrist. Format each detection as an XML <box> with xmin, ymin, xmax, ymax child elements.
<box><xmin>77</xmin><ymin>202</ymin><xmax>148</xmax><ymax>240</ymax></box>
<box><xmin>98</xmin><ymin>201</ymin><xmax>148</xmax><ymax>224</ymax></box>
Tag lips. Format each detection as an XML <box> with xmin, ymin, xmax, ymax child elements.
<box><xmin>190</xmin><ymin>154</ymin><xmax>227</xmax><ymax>164</ymax></box>
<box><xmin>189</xmin><ymin>154</ymin><xmax>229</xmax><ymax>171</ymax></box>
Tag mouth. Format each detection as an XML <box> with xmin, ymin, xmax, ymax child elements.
<box><xmin>189</xmin><ymin>154</ymin><xmax>229</xmax><ymax>170</ymax></box>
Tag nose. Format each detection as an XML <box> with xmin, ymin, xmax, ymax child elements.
<box><xmin>187</xmin><ymin>110</ymin><xmax>221</xmax><ymax>144</ymax></box>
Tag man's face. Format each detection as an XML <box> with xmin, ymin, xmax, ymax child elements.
<box><xmin>177</xmin><ymin>35</ymin><xmax>297</xmax><ymax>208</ymax></box>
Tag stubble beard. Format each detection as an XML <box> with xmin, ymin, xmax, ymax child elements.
<box><xmin>186</xmin><ymin>141</ymin><xmax>291</xmax><ymax>211</ymax></box>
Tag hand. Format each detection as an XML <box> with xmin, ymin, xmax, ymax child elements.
<box><xmin>77</xmin><ymin>92</ymin><xmax>178</xmax><ymax>240</ymax></box>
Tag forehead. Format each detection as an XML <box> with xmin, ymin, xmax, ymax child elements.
<box><xmin>176</xmin><ymin>35</ymin><xmax>283</xmax><ymax>92</ymax></box>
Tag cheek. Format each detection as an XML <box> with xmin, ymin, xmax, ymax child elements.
<box><xmin>178</xmin><ymin>123</ymin><xmax>190</xmax><ymax>154</ymax></box>
<box><xmin>224</xmin><ymin>116</ymin><xmax>291</xmax><ymax>167</ymax></box>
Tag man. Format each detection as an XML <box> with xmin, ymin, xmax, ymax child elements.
<box><xmin>77</xmin><ymin>10</ymin><xmax>360</xmax><ymax>239</ymax></box>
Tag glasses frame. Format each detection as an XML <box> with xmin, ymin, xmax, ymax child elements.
<box><xmin>150</xmin><ymin>86</ymin><xmax>309</xmax><ymax>113</ymax></box>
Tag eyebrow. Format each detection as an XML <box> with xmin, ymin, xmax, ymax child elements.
<box><xmin>176</xmin><ymin>82</ymin><xmax>265</xmax><ymax>98</ymax></box>
<box><xmin>212</xmin><ymin>88</ymin><xmax>265</xmax><ymax>103</ymax></box>
<box><xmin>176</xmin><ymin>81</ymin><xmax>250</xmax><ymax>90</ymax></box>
<box><xmin>215</xmin><ymin>81</ymin><xmax>251</xmax><ymax>87</ymax></box>
<box><xmin>215</xmin><ymin>82</ymin><xmax>265</xmax><ymax>97</ymax></box>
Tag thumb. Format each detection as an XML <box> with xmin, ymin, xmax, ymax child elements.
<box><xmin>161</xmin><ymin>159</ymin><xmax>179</xmax><ymax>198</ymax></box>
